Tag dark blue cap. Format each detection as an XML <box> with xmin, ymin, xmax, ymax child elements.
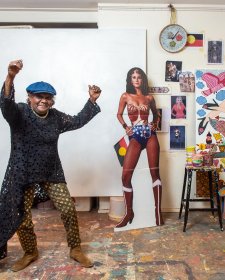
<box><xmin>26</xmin><ymin>81</ymin><xmax>56</xmax><ymax>95</ymax></box>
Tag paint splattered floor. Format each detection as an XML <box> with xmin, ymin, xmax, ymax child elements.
<box><xmin>0</xmin><ymin>209</ymin><xmax>225</xmax><ymax>280</ymax></box>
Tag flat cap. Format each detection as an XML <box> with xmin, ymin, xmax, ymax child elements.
<box><xmin>26</xmin><ymin>81</ymin><xmax>56</xmax><ymax>95</ymax></box>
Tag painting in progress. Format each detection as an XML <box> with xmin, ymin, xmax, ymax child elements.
<box><xmin>195</xmin><ymin>69</ymin><xmax>225</xmax><ymax>196</ymax></box>
<box><xmin>195</xmin><ymin>69</ymin><xmax>225</xmax><ymax>145</ymax></box>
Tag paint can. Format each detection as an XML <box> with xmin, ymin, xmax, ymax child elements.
<box><xmin>186</xmin><ymin>146</ymin><xmax>196</xmax><ymax>166</ymax></box>
<box><xmin>192</xmin><ymin>154</ymin><xmax>203</xmax><ymax>167</ymax></box>
<box><xmin>186</xmin><ymin>146</ymin><xmax>196</xmax><ymax>153</ymax></box>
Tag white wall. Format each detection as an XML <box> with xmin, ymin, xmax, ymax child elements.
<box><xmin>0</xmin><ymin>10</ymin><xmax>97</xmax><ymax>23</ymax></box>
<box><xmin>1</xmin><ymin>4</ymin><xmax>225</xmax><ymax>211</ymax></box>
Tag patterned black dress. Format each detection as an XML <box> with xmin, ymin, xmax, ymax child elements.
<box><xmin>0</xmin><ymin>85</ymin><xmax>100</xmax><ymax>258</ymax></box>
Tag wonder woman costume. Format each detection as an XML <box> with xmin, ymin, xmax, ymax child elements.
<box><xmin>127</xmin><ymin>103</ymin><xmax>156</xmax><ymax>149</ymax></box>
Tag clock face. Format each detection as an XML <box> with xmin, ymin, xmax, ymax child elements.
<box><xmin>159</xmin><ymin>24</ymin><xmax>187</xmax><ymax>53</ymax></box>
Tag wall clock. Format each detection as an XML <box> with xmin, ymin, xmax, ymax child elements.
<box><xmin>159</xmin><ymin>24</ymin><xmax>188</xmax><ymax>53</ymax></box>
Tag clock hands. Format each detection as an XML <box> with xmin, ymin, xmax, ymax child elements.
<box><xmin>171</xmin><ymin>30</ymin><xmax>179</xmax><ymax>40</ymax></box>
<box><xmin>167</xmin><ymin>31</ymin><xmax>179</xmax><ymax>48</ymax></box>
<box><xmin>168</xmin><ymin>29</ymin><xmax>184</xmax><ymax>48</ymax></box>
<box><xmin>168</xmin><ymin>30</ymin><xmax>180</xmax><ymax>40</ymax></box>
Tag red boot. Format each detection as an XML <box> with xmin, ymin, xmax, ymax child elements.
<box><xmin>153</xmin><ymin>180</ymin><xmax>164</xmax><ymax>226</ymax></box>
<box><xmin>115</xmin><ymin>187</ymin><xmax>134</xmax><ymax>228</ymax></box>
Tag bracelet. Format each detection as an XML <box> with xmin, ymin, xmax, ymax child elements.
<box><xmin>122</xmin><ymin>123</ymin><xmax>128</xmax><ymax>129</ymax></box>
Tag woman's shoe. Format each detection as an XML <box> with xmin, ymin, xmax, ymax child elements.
<box><xmin>11</xmin><ymin>249</ymin><xmax>38</xmax><ymax>272</ymax></box>
<box><xmin>115</xmin><ymin>212</ymin><xmax>134</xmax><ymax>228</ymax></box>
<box><xmin>70</xmin><ymin>246</ymin><xmax>93</xmax><ymax>268</ymax></box>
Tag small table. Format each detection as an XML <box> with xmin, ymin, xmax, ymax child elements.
<box><xmin>179</xmin><ymin>166</ymin><xmax>223</xmax><ymax>232</ymax></box>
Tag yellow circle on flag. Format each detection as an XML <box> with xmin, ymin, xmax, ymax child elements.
<box><xmin>187</xmin><ymin>35</ymin><xmax>195</xmax><ymax>44</ymax></box>
<box><xmin>119</xmin><ymin>147</ymin><xmax>126</xmax><ymax>156</ymax></box>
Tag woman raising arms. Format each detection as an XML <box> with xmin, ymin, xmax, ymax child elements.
<box><xmin>116</xmin><ymin>67</ymin><xmax>164</xmax><ymax>228</ymax></box>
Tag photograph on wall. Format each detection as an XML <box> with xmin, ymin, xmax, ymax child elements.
<box><xmin>186</xmin><ymin>33</ymin><xmax>204</xmax><ymax>47</ymax></box>
<box><xmin>169</xmin><ymin>125</ymin><xmax>186</xmax><ymax>150</ymax></box>
<box><xmin>171</xmin><ymin>95</ymin><xmax>186</xmax><ymax>119</ymax></box>
<box><xmin>156</xmin><ymin>108</ymin><xmax>170</xmax><ymax>132</ymax></box>
<box><xmin>179</xmin><ymin>71</ymin><xmax>195</xmax><ymax>92</ymax></box>
<box><xmin>207</xmin><ymin>40</ymin><xmax>223</xmax><ymax>64</ymax></box>
<box><xmin>195</xmin><ymin>69</ymin><xmax>225</xmax><ymax>144</ymax></box>
<box><xmin>165</xmin><ymin>61</ymin><xmax>182</xmax><ymax>82</ymax></box>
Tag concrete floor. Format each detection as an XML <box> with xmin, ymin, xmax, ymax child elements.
<box><xmin>0</xmin><ymin>209</ymin><xmax>225</xmax><ymax>280</ymax></box>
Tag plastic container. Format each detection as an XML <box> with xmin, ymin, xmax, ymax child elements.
<box><xmin>186</xmin><ymin>146</ymin><xmax>196</xmax><ymax>153</ymax></box>
<box><xmin>108</xmin><ymin>196</ymin><xmax>125</xmax><ymax>221</ymax></box>
<box><xmin>192</xmin><ymin>154</ymin><xmax>203</xmax><ymax>167</ymax></box>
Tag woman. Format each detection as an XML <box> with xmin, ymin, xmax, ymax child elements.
<box><xmin>0</xmin><ymin>59</ymin><xmax>101</xmax><ymax>271</ymax></box>
<box><xmin>171</xmin><ymin>96</ymin><xmax>186</xmax><ymax>119</ymax></box>
<box><xmin>116</xmin><ymin>67</ymin><xmax>164</xmax><ymax>228</ymax></box>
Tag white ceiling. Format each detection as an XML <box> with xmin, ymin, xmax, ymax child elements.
<box><xmin>0</xmin><ymin>0</ymin><xmax>224</xmax><ymax>10</ymax></box>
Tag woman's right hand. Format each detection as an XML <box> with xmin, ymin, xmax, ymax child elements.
<box><xmin>8</xmin><ymin>59</ymin><xmax>23</xmax><ymax>78</ymax></box>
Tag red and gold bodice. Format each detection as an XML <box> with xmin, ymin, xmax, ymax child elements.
<box><xmin>127</xmin><ymin>103</ymin><xmax>149</xmax><ymax>125</ymax></box>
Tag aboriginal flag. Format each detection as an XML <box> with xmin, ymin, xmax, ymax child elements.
<box><xmin>114</xmin><ymin>135</ymin><xmax>129</xmax><ymax>167</ymax></box>
<box><xmin>186</xmin><ymin>34</ymin><xmax>203</xmax><ymax>47</ymax></box>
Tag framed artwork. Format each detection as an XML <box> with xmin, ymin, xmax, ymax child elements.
<box><xmin>169</xmin><ymin>125</ymin><xmax>186</xmax><ymax>150</ymax></box>
<box><xmin>179</xmin><ymin>71</ymin><xmax>195</xmax><ymax>92</ymax></box>
<box><xmin>171</xmin><ymin>95</ymin><xmax>186</xmax><ymax>119</ymax></box>
<box><xmin>165</xmin><ymin>60</ymin><xmax>182</xmax><ymax>82</ymax></box>
<box><xmin>207</xmin><ymin>40</ymin><xmax>223</xmax><ymax>64</ymax></box>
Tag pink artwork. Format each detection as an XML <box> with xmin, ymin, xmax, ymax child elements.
<box><xmin>195</xmin><ymin>69</ymin><xmax>225</xmax><ymax>142</ymax></box>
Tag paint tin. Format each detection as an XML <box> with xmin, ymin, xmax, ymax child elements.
<box><xmin>186</xmin><ymin>156</ymin><xmax>193</xmax><ymax>166</ymax></box>
<box><xmin>186</xmin><ymin>146</ymin><xmax>196</xmax><ymax>153</ymax></box>
<box><xmin>186</xmin><ymin>146</ymin><xmax>196</xmax><ymax>166</ymax></box>
<box><xmin>192</xmin><ymin>154</ymin><xmax>203</xmax><ymax>167</ymax></box>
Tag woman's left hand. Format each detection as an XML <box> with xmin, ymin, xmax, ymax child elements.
<box><xmin>88</xmin><ymin>85</ymin><xmax>101</xmax><ymax>103</ymax></box>
<box><xmin>150</xmin><ymin>122</ymin><xmax>157</xmax><ymax>131</ymax></box>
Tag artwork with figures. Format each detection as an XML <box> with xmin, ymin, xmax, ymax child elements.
<box><xmin>195</xmin><ymin>69</ymin><xmax>225</xmax><ymax>196</ymax></box>
<box><xmin>195</xmin><ymin>69</ymin><xmax>225</xmax><ymax>146</ymax></box>
<box><xmin>169</xmin><ymin>125</ymin><xmax>185</xmax><ymax>150</ymax></box>
<box><xmin>207</xmin><ymin>41</ymin><xmax>223</xmax><ymax>64</ymax></box>
<box><xmin>179</xmin><ymin>71</ymin><xmax>195</xmax><ymax>92</ymax></box>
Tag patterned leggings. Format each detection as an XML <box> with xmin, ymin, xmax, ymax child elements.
<box><xmin>17</xmin><ymin>183</ymin><xmax>81</xmax><ymax>253</ymax></box>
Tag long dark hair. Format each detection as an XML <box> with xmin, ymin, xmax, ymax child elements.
<box><xmin>126</xmin><ymin>67</ymin><xmax>149</xmax><ymax>95</ymax></box>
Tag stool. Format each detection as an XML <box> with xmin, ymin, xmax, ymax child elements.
<box><xmin>179</xmin><ymin>166</ymin><xmax>223</xmax><ymax>232</ymax></box>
